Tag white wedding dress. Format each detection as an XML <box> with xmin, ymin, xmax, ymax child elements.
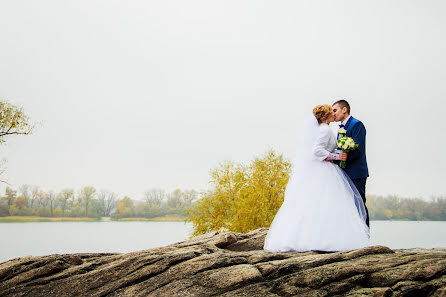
<box><xmin>264</xmin><ymin>115</ymin><xmax>370</xmax><ymax>252</ymax></box>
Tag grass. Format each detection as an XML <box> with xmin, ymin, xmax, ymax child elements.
<box><xmin>113</xmin><ymin>215</ymin><xmax>186</xmax><ymax>222</ymax></box>
<box><xmin>0</xmin><ymin>216</ymin><xmax>100</xmax><ymax>223</ymax></box>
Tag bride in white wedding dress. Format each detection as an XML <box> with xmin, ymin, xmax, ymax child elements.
<box><xmin>264</xmin><ymin>105</ymin><xmax>370</xmax><ymax>252</ymax></box>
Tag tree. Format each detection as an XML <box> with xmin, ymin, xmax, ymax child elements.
<box><xmin>144</xmin><ymin>188</ymin><xmax>165</xmax><ymax>207</ymax></box>
<box><xmin>431</xmin><ymin>197</ymin><xmax>446</xmax><ymax>220</ymax></box>
<box><xmin>79</xmin><ymin>186</ymin><xmax>96</xmax><ymax>217</ymax></box>
<box><xmin>34</xmin><ymin>189</ymin><xmax>50</xmax><ymax>217</ymax></box>
<box><xmin>69</xmin><ymin>195</ymin><xmax>82</xmax><ymax>217</ymax></box>
<box><xmin>98</xmin><ymin>190</ymin><xmax>119</xmax><ymax>216</ymax></box>
<box><xmin>186</xmin><ymin>150</ymin><xmax>291</xmax><ymax>236</ymax></box>
<box><xmin>135</xmin><ymin>201</ymin><xmax>147</xmax><ymax>217</ymax></box>
<box><xmin>0</xmin><ymin>200</ymin><xmax>8</xmax><ymax>216</ymax></box>
<box><xmin>167</xmin><ymin>189</ymin><xmax>183</xmax><ymax>209</ymax></box>
<box><xmin>58</xmin><ymin>189</ymin><xmax>74</xmax><ymax>216</ymax></box>
<box><xmin>18</xmin><ymin>185</ymin><xmax>30</xmax><ymax>206</ymax></box>
<box><xmin>4</xmin><ymin>187</ymin><xmax>17</xmax><ymax>206</ymax></box>
<box><xmin>0</xmin><ymin>101</ymin><xmax>34</xmax><ymax>142</ymax></box>
<box><xmin>383</xmin><ymin>209</ymin><xmax>393</xmax><ymax>219</ymax></box>
<box><xmin>47</xmin><ymin>191</ymin><xmax>57</xmax><ymax>216</ymax></box>
<box><xmin>29</xmin><ymin>186</ymin><xmax>40</xmax><ymax>209</ymax></box>
<box><xmin>15</xmin><ymin>196</ymin><xmax>28</xmax><ymax>209</ymax></box>
<box><xmin>116</xmin><ymin>196</ymin><xmax>134</xmax><ymax>217</ymax></box>
<box><xmin>183</xmin><ymin>190</ymin><xmax>198</xmax><ymax>206</ymax></box>
<box><xmin>36</xmin><ymin>190</ymin><xmax>48</xmax><ymax>207</ymax></box>
<box><xmin>89</xmin><ymin>199</ymin><xmax>104</xmax><ymax>218</ymax></box>
<box><xmin>0</xmin><ymin>101</ymin><xmax>35</xmax><ymax>183</ymax></box>
<box><xmin>186</xmin><ymin>161</ymin><xmax>246</xmax><ymax>235</ymax></box>
<box><xmin>232</xmin><ymin>150</ymin><xmax>291</xmax><ymax>232</ymax></box>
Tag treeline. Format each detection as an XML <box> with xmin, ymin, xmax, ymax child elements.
<box><xmin>2</xmin><ymin>184</ymin><xmax>445</xmax><ymax>222</ymax></box>
<box><xmin>0</xmin><ymin>185</ymin><xmax>198</xmax><ymax>219</ymax></box>
<box><xmin>367</xmin><ymin>195</ymin><xmax>446</xmax><ymax>221</ymax></box>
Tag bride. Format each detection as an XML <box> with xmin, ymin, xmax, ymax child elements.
<box><xmin>264</xmin><ymin>104</ymin><xmax>370</xmax><ymax>252</ymax></box>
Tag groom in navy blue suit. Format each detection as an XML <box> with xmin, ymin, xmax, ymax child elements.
<box><xmin>332</xmin><ymin>100</ymin><xmax>370</xmax><ymax>227</ymax></box>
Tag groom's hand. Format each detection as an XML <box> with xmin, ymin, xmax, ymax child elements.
<box><xmin>339</xmin><ymin>153</ymin><xmax>348</xmax><ymax>161</ymax></box>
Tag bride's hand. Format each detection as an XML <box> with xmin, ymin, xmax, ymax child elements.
<box><xmin>339</xmin><ymin>153</ymin><xmax>348</xmax><ymax>161</ymax></box>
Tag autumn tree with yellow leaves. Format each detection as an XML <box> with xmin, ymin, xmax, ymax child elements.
<box><xmin>186</xmin><ymin>150</ymin><xmax>291</xmax><ymax>236</ymax></box>
<box><xmin>0</xmin><ymin>100</ymin><xmax>35</xmax><ymax>183</ymax></box>
<box><xmin>0</xmin><ymin>100</ymin><xmax>34</xmax><ymax>144</ymax></box>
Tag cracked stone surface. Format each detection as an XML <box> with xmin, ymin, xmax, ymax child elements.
<box><xmin>1</xmin><ymin>228</ymin><xmax>445</xmax><ymax>296</ymax></box>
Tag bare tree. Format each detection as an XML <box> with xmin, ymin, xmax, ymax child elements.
<box><xmin>18</xmin><ymin>184</ymin><xmax>31</xmax><ymax>207</ymax></box>
<box><xmin>98</xmin><ymin>190</ymin><xmax>119</xmax><ymax>216</ymax></box>
<box><xmin>144</xmin><ymin>188</ymin><xmax>166</xmax><ymax>207</ymax></box>
<box><xmin>29</xmin><ymin>186</ymin><xmax>40</xmax><ymax>209</ymax></box>
<box><xmin>47</xmin><ymin>191</ymin><xmax>57</xmax><ymax>216</ymax></box>
<box><xmin>36</xmin><ymin>190</ymin><xmax>48</xmax><ymax>208</ymax></box>
<box><xmin>183</xmin><ymin>189</ymin><xmax>198</xmax><ymax>205</ymax></box>
<box><xmin>167</xmin><ymin>189</ymin><xmax>183</xmax><ymax>209</ymax></box>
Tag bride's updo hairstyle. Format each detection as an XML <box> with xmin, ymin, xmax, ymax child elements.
<box><xmin>313</xmin><ymin>104</ymin><xmax>333</xmax><ymax>124</ymax></box>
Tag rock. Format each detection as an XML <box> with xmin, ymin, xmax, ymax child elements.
<box><xmin>0</xmin><ymin>228</ymin><xmax>445</xmax><ymax>296</ymax></box>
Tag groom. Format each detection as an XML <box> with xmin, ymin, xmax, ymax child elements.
<box><xmin>332</xmin><ymin>100</ymin><xmax>370</xmax><ymax>227</ymax></box>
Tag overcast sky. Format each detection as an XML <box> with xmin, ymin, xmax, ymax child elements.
<box><xmin>1</xmin><ymin>0</ymin><xmax>445</xmax><ymax>199</ymax></box>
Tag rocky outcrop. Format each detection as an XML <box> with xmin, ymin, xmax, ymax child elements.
<box><xmin>1</xmin><ymin>228</ymin><xmax>445</xmax><ymax>296</ymax></box>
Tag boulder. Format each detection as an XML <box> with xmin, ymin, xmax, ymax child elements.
<box><xmin>1</xmin><ymin>228</ymin><xmax>445</xmax><ymax>296</ymax></box>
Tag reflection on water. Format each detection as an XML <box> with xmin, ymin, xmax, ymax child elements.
<box><xmin>1</xmin><ymin>220</ymin><xmax>445</xmax><ymax>263</ymax></box>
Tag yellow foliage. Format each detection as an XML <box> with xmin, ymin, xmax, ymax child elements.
<box><xmin>384</xmin><ymin>208</ymin><xmax>393</xmax><ymax>219</ymax></box>
<box><xmin>117</xmin><ymin>196</ymin><xmax>134</xmax><ymax>216</ymax></box>
<box><xmin>0</xmin><ymin>100</ymin><xmax>35</xmax><ymax>143</ymax></box>
<box><xmin>186</xmin><ymin>150</ymin><xmax>291</xmax><ymax>236</ymax></box>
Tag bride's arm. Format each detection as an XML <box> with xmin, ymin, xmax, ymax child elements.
<box><xmin>325</xmin><ymin>152</ymin><xmax>340</xmax><ymax>161</ymax></box>
<box><xmin>313</xmin><ymin>126</ymin><xmax>333</xmax><ymax>161</ymax></box>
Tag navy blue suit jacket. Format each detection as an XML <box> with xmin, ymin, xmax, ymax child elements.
<box><xmin>340</xmin><ymin>116</ymin><xmax>369</xmax><ymax>179</ymax></box>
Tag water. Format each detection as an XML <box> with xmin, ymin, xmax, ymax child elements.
<box><xmin>1</xmin><ymin>220</ymin><xmax>445</xmax><ymax>263</ymax></box>
<box><xmin>369</xmin><ymin>221</ymin><xmax>446</xmax><ymax>249</ymax></box>
<box><xmin>0</xmin><ymin>221</ymin><xmax>193</xmax><ymax>263</ymax></box>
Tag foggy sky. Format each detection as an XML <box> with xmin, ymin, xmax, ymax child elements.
<box><xmin>1</xmin><ymin>0</ymin><xmax>445</xmax><ymax>199</ymax></box>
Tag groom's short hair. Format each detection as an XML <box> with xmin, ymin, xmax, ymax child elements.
<box><xmin>333</xmin><ymin>100</ymin><xmax>350</xmax><ymax>114</ymax></box>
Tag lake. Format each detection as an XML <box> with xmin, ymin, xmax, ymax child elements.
<box><xmin>1</xmin><ymin>220</ymin><xmax>445</xmax><ymax>263</ymax></box>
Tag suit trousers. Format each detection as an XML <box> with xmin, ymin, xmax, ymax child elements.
<box><xmin>351</xmin><ymin>177</ymin><xmax>369</xmax><ymax>227</ymax></box>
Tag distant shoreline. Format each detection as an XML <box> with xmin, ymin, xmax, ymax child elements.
<box><xmin>0</xmin><ymin>216</ymin><xmax>186</xmax><ymax>223</ymax></box>
<box><xmin>1</xmin><ymin>216</ymin><xmax>444</xmax><ymax>223</ymax></box>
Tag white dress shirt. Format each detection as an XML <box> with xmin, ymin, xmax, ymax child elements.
<box><xmin>341</xmin><ymin>115</ymin><xmax>351</xmax><ymax>127</ymax></box>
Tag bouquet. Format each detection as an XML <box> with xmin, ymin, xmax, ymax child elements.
<box><xmin>337</xmin><ymin>128</ymin><xmax>358</xmax><ymax>169</ymax></box>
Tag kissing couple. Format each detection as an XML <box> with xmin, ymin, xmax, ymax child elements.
<box><xmin>264</xmin><ymin>100</ymin><xmax>370</xmax><ymax>252</ymax></box>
